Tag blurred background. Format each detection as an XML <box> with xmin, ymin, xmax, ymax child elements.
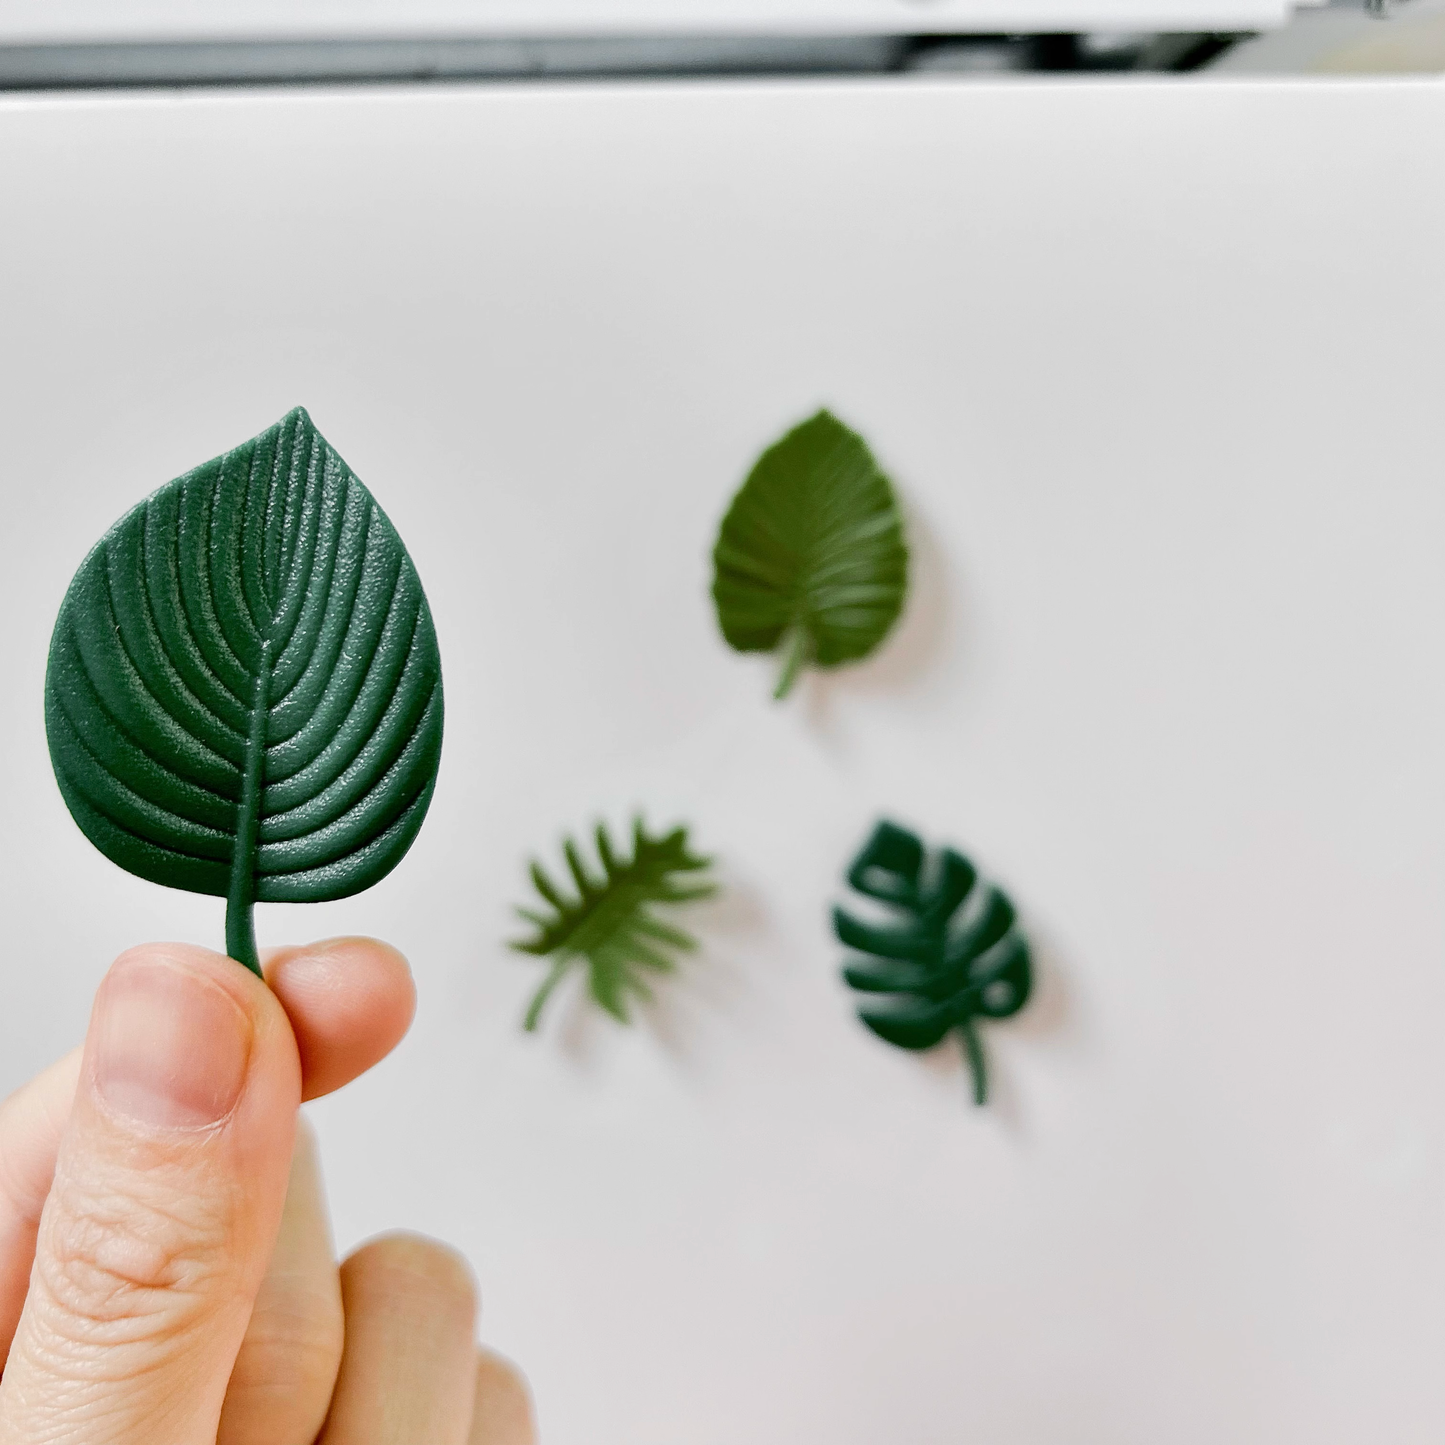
<box><xmin>1</xmin><ymin>0</ymin><xmax>1444</xmax><ymax>83</ymax></box>
<box><xmin>1</xmin><ymin>3</ymin><xmax>1443</xmax><ymax>1444</ymax></box>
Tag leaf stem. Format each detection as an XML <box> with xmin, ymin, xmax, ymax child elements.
<box><xmin>523</xmin><ymin>954</ymin><xmax>574</xmax><ymax>1032</ymax></box>
<box><xmin>226</xmin><ymin>903</ymin><xmax>260</xmax><ymax>978</ymax></box>
<box><xmin>226</xmin><ymin>641</ymin><xmax>270</xmax><ymax>980</ymax></box>
<box><xmin>773</xmin><ymin>626</ymin><xmax>810</xmax><ymax>700</ymax></box>
<box><xmin>960</xmin><ymin>1019</ymin><xmax>987</xmax><ymax>1106</ymax></box>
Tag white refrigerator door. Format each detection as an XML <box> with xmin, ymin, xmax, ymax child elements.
<box><xmin>1</xmin><ymin>76</ymin><xmax>1442</xmax><ymax>1445</ymax></box>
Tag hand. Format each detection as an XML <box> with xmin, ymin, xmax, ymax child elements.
<box><xmin>0</xmin><ymin>939</ymin><xmax>535</xmax><ymax>1445</ymax></box>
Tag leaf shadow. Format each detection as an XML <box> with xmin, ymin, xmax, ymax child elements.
<box><xmin>549</xmin><ymin>871</ymin><xmax>771</xmax><ymax>1075</ymax></box>
<box><xmin>550</xmin><ymin>981</ymin><xmax>611</xmax><ymax>1069</ymax></box>
<box><xmin>1006</xmin><ymin>920</ymin><xmax>1078</xmax><ymax>1046</ymax></box>
<box><xmin>801</xmin><ymin>491</ymin><xmax>959</xmax><ymax>732</ymax></box>
<box><xmin>636</xmin><ymin>875</ymin><xmax>771</xmax><ymax>1070</ymax></box>
<box><xmin>907</xmin><ymin>922</ymin><xmax>1079</xmax><ymax>1138</ymax></box>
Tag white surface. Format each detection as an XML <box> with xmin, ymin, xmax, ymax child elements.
<box><xmin>1</xmin><ymin>76</ymin><xmax>1443</xmax><ymax>1444</ymax></box>
<box><xmin>0</xmin><ymin>0</ymin><xmax>1301</xmax><ymax>45</ymax></box>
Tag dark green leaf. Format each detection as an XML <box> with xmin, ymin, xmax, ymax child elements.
<box><xmin>711</xmin><ymin>410</ymin><xmax>909</xmax><ymax>699</ymax></box>
<box><xmin>44</xmin><ymin>407</ymin><xmax>444</xmax><ymax>977</ymax></box>
<box><xmin>835</xmin><ymin>821</ymin><xmax>1031</xmax><ymax>1105</ymax></box>
<box><xmin>511</xmin><ymin>819</ymin><xmax>716</xmax><ymax>1030</ymax></box>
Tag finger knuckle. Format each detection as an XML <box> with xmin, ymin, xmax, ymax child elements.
<box><xmin>232</xmin><ymin>1287</ymin><xmax>343</xmax><ymax>1395</ymax></box>
<box><xmin>30</xmin><ymin>1169</ymin><xmax>229</xmax><ymax>1355</ymax></box>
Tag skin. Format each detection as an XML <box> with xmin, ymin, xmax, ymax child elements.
<box><xmin>0</xmin><ymin>938</ymin><xmax>536</xmax><ymax>1445</ymax></box>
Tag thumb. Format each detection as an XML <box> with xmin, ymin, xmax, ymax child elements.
<box><xmin>0</xmin><ymin>944</ymin><xmax>301</xmax><ymax>1445</ymax></box>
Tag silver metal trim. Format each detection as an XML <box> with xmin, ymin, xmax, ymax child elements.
<box><xmin>0</xmin><ymin>34</ymin><xmax>913</xmax><ymax>89</ymax></box>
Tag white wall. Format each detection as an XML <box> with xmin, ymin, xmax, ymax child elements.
<box><xmin>0</xmin><ymin>76</ymin><xmax>1442</xmax><ymax>1444</ymax></box>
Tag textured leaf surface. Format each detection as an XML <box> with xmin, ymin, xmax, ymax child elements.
<box><xmin>512</xmin><ymin>819</ymin><xmax>715</xmax><ymax>1029</ymax></box>
<box><xmin>835</xmin><ymin>821</ymin><xmax>1030</xmax><ymax>1104</ymax></box>
<box><xmin>45</xmin><ymin>407</ymin><xmax>444</xmax><ymax>972</ymax></box>
<box><xmin>712</xmin><ymin>410</ymin><xmax>908</xmax><ymax>698</ymax></box>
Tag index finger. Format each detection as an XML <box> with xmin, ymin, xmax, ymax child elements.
<box><xmin>262</xmin><ymin>937</ymin><xmax>416</xmax><ymax>1102</ymax></box>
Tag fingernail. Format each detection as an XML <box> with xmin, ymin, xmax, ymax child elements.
<box><xmin>91</xmin><ymin>960</ymin><xmax>252</xmax><ymax>1130</ymax></box>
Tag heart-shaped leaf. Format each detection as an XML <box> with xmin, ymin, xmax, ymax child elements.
<box><xmin>711</xmin><ymin>410</ymin><xmax>909</xmax><ymax>699</ymax></box>
<box><xmin>45</xmin><ymin>407</ymin><xmax>444</xmax><ymax>976</ymax></box>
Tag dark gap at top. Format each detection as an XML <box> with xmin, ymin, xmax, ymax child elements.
<box><xmin>0</xmin><ymin>32</ymin><xmax>1248</xmax><ymax>91</ymax></box>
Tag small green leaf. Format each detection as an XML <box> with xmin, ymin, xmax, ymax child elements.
<box><xmin>44</xmin><ymin>407</ymin><xmax>444</xmax><ymax>977</ymax></box>
<box><xmin>835</xmin><ymin>821</ymin><xmax>1031</xmax><ymax>1105</ymax></box>
<box><xmin>511</xmin><ymin>819</ymin><xmax>717</xmax><ymax>1030</ymax></box>
<box><xmin>712</xmin><ymin>410</ymin><xmax>909</xmax><ymax>699</ymax></box>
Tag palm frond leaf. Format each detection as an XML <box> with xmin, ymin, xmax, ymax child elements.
<box><xmin>512</xmin><ymin>818</ymin><xmax>717</xmax><ymax>1030</ymax></box>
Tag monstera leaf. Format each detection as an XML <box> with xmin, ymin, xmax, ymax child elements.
<box><xmin>835</xmin><ymin>821</ymin><xmax>1031</xmax><ymax>1105</ymax></box>
<box><xmin>45</xmin><ymin>407</ymin><xmax>444</xmax><ymax>977</ymax></box>
<box><xmin>512</xmin><ymin>819</ymin><xmax>716</xmax><ymax>1030</ymax></box>
<box><xmin>712</xmin><ymin>410</ymin><xmax>909</xmax><ymax>699</ymax></box>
